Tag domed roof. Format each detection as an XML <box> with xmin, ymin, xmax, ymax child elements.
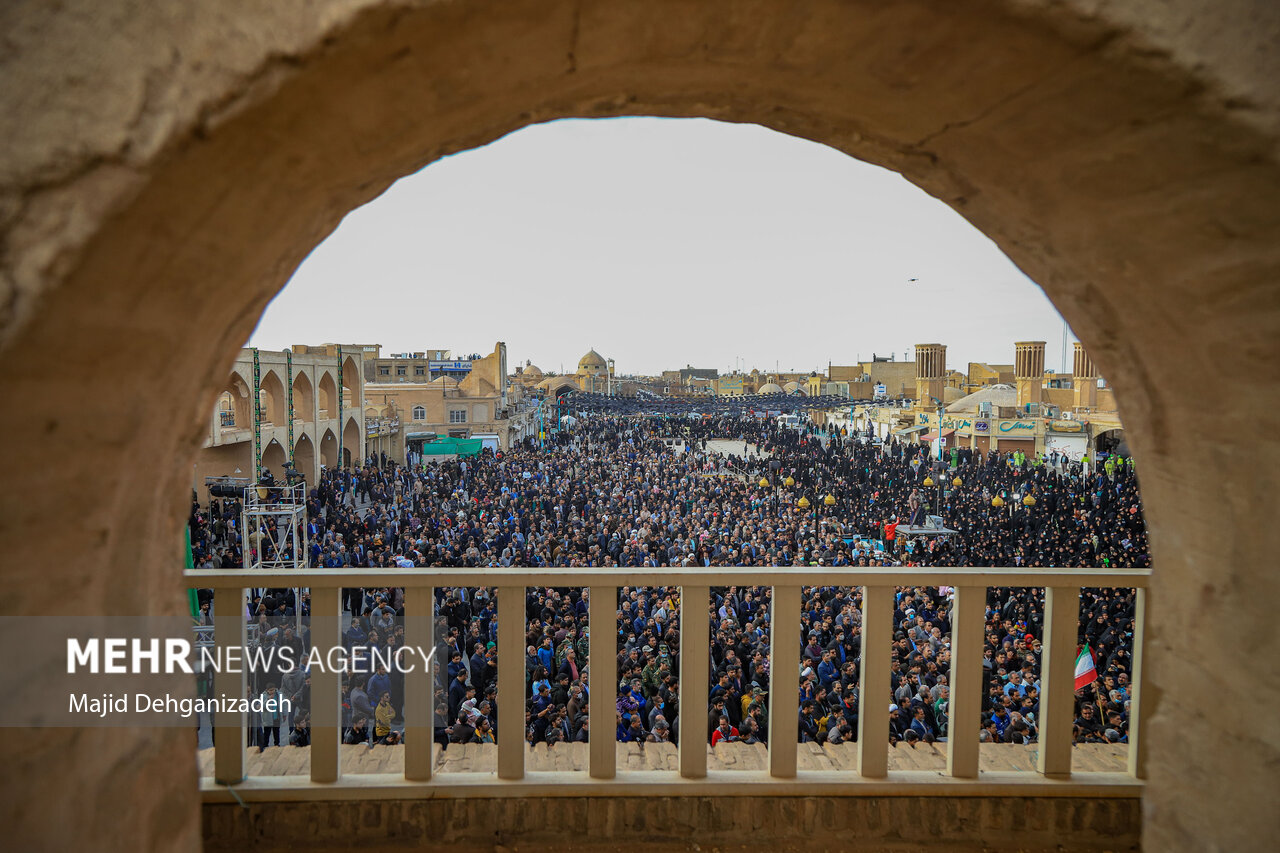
<box><xmin>946</xmin><ymin>383</ymin><xmax>1016</xmax><ymax>413</ymax></box>
<box><xmin>783</xmin><ymin>381</ymin><xmax>803</xmax><ymax>392</ymax></box>
<box><xmin>538</xmin><ymin>376</ymin><xmax>579</xmax><ymax>392</ymax></box>
<box><xmin>758</xmin><ymin>383</ymin><xmax>783</xmax><ymax>394</ymax></box>
<box><xmin>578</xmin><ymin>349</ymin><xmax>607</xmax><ymax>371</ymax></box>
<box><xmin>524</xmin><ymin>363</ymin><xmax>544</xmax><ymax>378</ymax></box>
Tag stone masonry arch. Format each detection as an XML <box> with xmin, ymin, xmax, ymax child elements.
<box><xmin>292</xmin><ymin>370</ymin><xmax>315</xmax><ymax>424</ymax></box>
<box><xmin>260</xmin><ymin>438</ymin><xmax>287</xmax><ymax>479</ymax></box>
<box><xmin>318</xmin><ymin>370</ymin><xmax>338</xmax><ymax>419</ymax></box>
<box><xmin>258</xmin><ymin>369</ymin><xmax>287</xmax><ymax>427</ymax></box>
<box><xmin>293</xmin><ymin>432</ymin><xmax>317</xmax><ymax>487</ymax></box>
<box><xmin>1</xmin><ymin>3</ymin><xmax>1279</xmax><ymax>852</ymax></box>
<box><xmin>319</xmin><ymin>428</ymin><xmax>338</xmax><ymax>471</ymax></box>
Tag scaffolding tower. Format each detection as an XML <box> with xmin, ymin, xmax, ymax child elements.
<box><xmin>242</xmin><ymin>480</ymin><xmax>309</xmax><ymax>571</ymax></box>
<box><xmin>241</xmin><ymin>479</ymin><xmax>310</xmax><ymax>639</ymax></box>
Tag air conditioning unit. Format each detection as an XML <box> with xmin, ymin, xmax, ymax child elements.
<box><xmin>978</xmin><ymin>401</ymin><xmax>992</xmax><ymax>416</ymax></box>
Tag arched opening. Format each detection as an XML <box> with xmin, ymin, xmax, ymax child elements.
<box><xmin>1095</xmin><ymin>428</ymin><xmax>1129</xmax><ymax>459</ymax></box>
<box><xmin>318</xmin><ymin>371</ymin><xmax>338</xmax><ymax>420</ymax></box>
<box><xmin>293</xmin><ymin>433</ymin><xmax>316</xmax><ymax>486</ymax></box>
<box><xmin>319</xmin><ymin>428</ymin><xmax>338</xmax><ymax>470</ymax></box>
<box><xmin>4</xmin><ymin>3</ymin><xmax>1279</xmax><ymax>853</ymax></box>
<box><xmin>260</xmin><ymin>438</ymin><xmax>286</xmax><ymax>479</ymax></box>
<box><xmin>258</xmin><ymin>369</ymin><xmax>286</xmax><ymax>427</ymax></box>
<box><xmin>217</xmin><ymin>372</ymin><xmax>252</xmax><ymax>434</ymax></box>
<box><xmin>292</xmin><ymin>370</ymin><xmax>314</xmax><ymax>424</ymax></box>
<box><xmin>341</xmin><ymin>355</ymin><xmax>360</xmax><ymax>411</ymax></box>
<box><xmin>341</xmin><ymin>418</ymin><xmax>360</xmax><ymax>469</ymax></box>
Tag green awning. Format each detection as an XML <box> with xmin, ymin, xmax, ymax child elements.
<box><xmin>418</xmin><ymin>437</ymin><xmax>484</xmax><ymax>457</ymax></box>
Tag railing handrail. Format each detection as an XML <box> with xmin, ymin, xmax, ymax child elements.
<box><xmin>190</xmin><ymin>563</ymin><xmax>1148</xmax><ymax>794</ymax></box>
<box><xmin>184</xmin><ymin>565</ymin><xmax>1150</xmax><ymax>589</ymax></box>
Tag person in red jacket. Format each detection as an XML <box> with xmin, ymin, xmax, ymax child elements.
<box><xmin>710</xmin><ymin>715</ymin><xmax>740</xmax><ymax>746</ymax></box>
<box><xmin>884</xmin><ymin>516</ymin><xmax>899</xmax><ymax>553</ymax></box>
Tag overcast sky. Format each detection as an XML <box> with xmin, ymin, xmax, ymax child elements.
<box><xmin>250</xmin><ymin>117</ymin><xmax>1074</xmax><ymax>377</ymax></box>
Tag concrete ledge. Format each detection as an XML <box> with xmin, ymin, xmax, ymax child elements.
<box><xmin>200</xmin><ymin>769</ymin><xmax>1143</xmax><ymax>801</ymax></box>
<box><xmin>203</xmin><ymin>793</ymin><xmax>1141</xmax><ymax>852</ymax></box>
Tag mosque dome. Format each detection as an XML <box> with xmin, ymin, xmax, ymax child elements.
<box><xmin>758</xmin><ymin>383</ymin><xmax>783</xmax><ymax>394</ymax></box>
<box><xmin>524</xmin><ymin>363</ymin><xmax>544</xmax><ymax>379</ymax></box>
<box><xmin>577</xmin><ymin>349</ymin><xmax>608</xmax><ymax>375</ymax></box>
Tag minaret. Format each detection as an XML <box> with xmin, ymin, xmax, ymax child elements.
<box><xmin>914</xmin><ymin>343</ymin><xmax>946</xmax><ymax>406</ymax></box>
<box><xmin>1072</xmin><ymin>341</ymin><xmax>1098</xmax><ymax>410</ymax></box>
<box><xmin>1014</xmin><ymin>341</ymin><xmax>1046</xmax><ymax>410</ymax></box>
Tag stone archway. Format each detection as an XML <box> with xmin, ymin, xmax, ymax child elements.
<box><xmin>292</xmin><ymin>370</ymin><xmax>315</xmax><ymax>424</ymax></box>
<box><xmin>319</xmin><ymin>428</ymin><xmax>338</xmax><ymax>470</ymax></box>
<box><xmin>260</xmin><ymin>438</ymin><xmax>287</xmax><ymax>479</ymax></box>
<box><xmin>342</xmin><ymin>418</ymin><xmax>360</xmax><ymax>469</ymax></box>
<box><xmin>258</xmin><ymin>369</ymin><xmax>287</xmax><ymax>427</ymax></box>
<box><xmin>293</xmin><ymin>433</ymin><xmax>317</xmax><ymax>486</ymax></box>
<box><xmin>2</xmin><ymin>3</ymin><xmax>1279</xmax><ymax>853</ymax></box>
<box><xmin>318</xmin><ymin>371</ymin><xmax>338</xmax><ymax>419</ymax></box>
<box><xmin>219</xmin><ymin>370</ymin><xmax>253</xmax><ymax>435</ymax></box>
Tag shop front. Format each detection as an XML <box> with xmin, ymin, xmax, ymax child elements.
<box><xmin>994</xmin><ymin>418</ymin><xmax>1039</xmax><ymax>457</ymax></box>
<box><xmin>1045</xmin><ymin>419</ymin><xmax>1089</xmax><ymax>462</ymax></box>
<box><xmin>972</xmin><ymin>418</ymin><xmax>991</xmax><ymax>454</ymax></box>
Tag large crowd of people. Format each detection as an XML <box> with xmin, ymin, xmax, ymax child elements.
<box><xmin>189</xmin><ymin>407</ymin><xmax>1145</xmax><ymax>756</ymax></box>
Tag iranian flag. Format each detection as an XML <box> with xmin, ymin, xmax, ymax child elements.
<box><xmin>1074</xmin><ymin>643</ymin><xmax>1098</xmax><ymax>690</ymax></box>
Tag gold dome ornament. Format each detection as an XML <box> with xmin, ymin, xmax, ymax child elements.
<box><xmin>798</xmin><ymin>496</ymin><xmax>811</xmax><ymax>509</ymax></box>
<box><xmin>824</xmin><ymin>494</ymin><xmax>837</xmax><ymax>506</ymax></box>
<box><xmin>952</xmin><ymin>477</ymin><xmax>963</xmax><ymax>488</ymax></box>
<box><xmin>784</xmin><ymin>476</ymin><xmax>795</xmax><ymax>487</ymax></box>
<box><xmin>923</xmin><ymin>476</ymin><xmax>935</xmax><ymax>487</ymax></box>
<box><xmin>759</xmin><ymin>478</ymin><xmax>770</xmax><ymax>488</ymax></box>
<box><xmin>992</xmin><ymin>496</ymin><xmax>1005</xmax><ymax>508</ymax></box>
<box><xmin>1023</xmin><ymin>494</ymin><xmax>1037</xmax><ymax>507</ymax></box>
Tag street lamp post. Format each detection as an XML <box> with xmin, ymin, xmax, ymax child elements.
<box><xmin>770</xmin><ymin>459</ymin><xmax>782</xmax><ymax>516</ymax></box>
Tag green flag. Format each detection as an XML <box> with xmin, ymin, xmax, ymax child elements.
<box><xmin>185</xmin><ymin>527</ymin><xmax>200</xmax><ymax>624</ymax></box>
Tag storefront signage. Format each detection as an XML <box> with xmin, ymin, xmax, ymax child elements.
<box><xmin>974</xmin><ymin>420</ymin><xmax>990</xmax><ymax>434</ymax></box>
<box><xmin>998</xmin><ymin>420</ymin><xmax>1036</xmax><ymax>432</ymax></box>
<box><xmin>1049</xmin><ymin>419</ymin><xmax>1085</xmax><ymax>433</ymax></box>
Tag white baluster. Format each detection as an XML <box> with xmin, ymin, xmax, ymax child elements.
<box><xmin>589</xmin><ymin>585</ymin><xmax>617</xmax><ymax>779</ymax></box>
<box><xmin>768</xmin><ymin>584</ymin><xmax>800</xmax><ymax>778</ymax></box>
<box><xmin>946</xmin><ymin>583</ymin><xmax>984</xmax><ymax>778</ymax></box>
<box><xmin>857</xmin><ymin>584</ymin><xmax>892</xmax><ymax>777</ymax></box>
<box><xmin>403</xmin><ymin>585</ymin><xmax>434</xmax><ymax>781</ymax></box>
<box><xmin>1037</xmin><ymin>585</ymin><xmax>1081</xmax><ymax>777</ymax></box>
<box><xmin>497</xmin><ymin>585</ymin><xmax>525</xmax><ymax>780</ymax></box>
<box><xmin>1127</xmin><ymin>587</ymin><xmax>1147</xmax><ymax>780</ymax></box>
<box><xmin>213</xmin><ymin>586</ymin><xmax>246</xmax><ymax>785</ymax></box>
<box><xmin>309</xmin><ymin>586</ymin><xmax>340</xmax><ymax>783</ymax></box>
<box><xmin>680</xmin><ymin>584</ymin><xmax>709</xmax><ymax>778</ymax></box>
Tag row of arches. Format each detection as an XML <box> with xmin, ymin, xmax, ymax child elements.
<box><xmin>256</xmin><ymin>420</ymin><xmax>363</xmax><ymax>481</ymax></box>
<box><xmin>215</xmin><ymin>360</ymin><xmax>359</xmax><ymax>431</ymax></box>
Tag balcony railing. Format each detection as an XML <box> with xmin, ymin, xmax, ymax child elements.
<box><xmin>188</xmin><ymin>566</ymin><xmax>1148</xmax><ymax>801</ymax></box>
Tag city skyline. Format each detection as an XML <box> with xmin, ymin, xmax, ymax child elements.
<box><xmin>250</xmin><ymin>117</ymin><xmax>1077</xmax><ymax>376</ymax></box>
